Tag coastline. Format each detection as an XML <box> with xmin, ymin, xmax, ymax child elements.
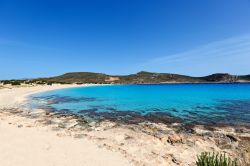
<box><xmin>0</xmin><ymin>84</ymin><xmax>110</xmax><ymax>108</ymax></box>
<box><xmin>0</xmin><ymin>84</ymin><xmax>250</xmax><ymax>165</ymax></box>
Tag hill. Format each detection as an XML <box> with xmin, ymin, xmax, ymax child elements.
<box><xmin>35</xmin><ymin>71</ymin><xmax>250</xmax><ymax>84</ymax></box>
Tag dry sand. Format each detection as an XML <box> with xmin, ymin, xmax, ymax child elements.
<box><xmin>0</xmin><ymin>85</ymin><xmax>131</xmax><ymax>166</ymax></box>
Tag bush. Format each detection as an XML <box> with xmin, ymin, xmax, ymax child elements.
<box><xmin>36</xmin><ymin>81</ymin><xmax>46</xmax><ymax>85</ymax></box>
<box><xmin>11</xmin><ymin>81</ymin><xmax>21</xmax><ymax>86</ymax></box>
<box><xmin>196</xmin><ymin>152</ymin><xmax>237</xmax><ymax>166</ymax></box>
<box><xmin>2</xmin><ymin>80</ymin><xmax>11</xmax><ymax>85</ymax></box>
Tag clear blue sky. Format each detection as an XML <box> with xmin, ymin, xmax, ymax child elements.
<box><xmin>0</xmin><ymin>0</ymin><xmax>250</xmax><ymax>79</ymax></box>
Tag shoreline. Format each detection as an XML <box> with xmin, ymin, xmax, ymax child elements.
<box><xmin>0</xmin><ymin>85</ymin><xmax>250</xmax><ymax>165</ymax></box>
<box><xmin>0</xmin><ymin>84</ymin><xmax>109</xmax><ymax>108</ymax></box>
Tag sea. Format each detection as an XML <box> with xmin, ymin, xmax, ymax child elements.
<box><xmin>29</xmin><ymin>84</ymin><xmax>250</xmax><ymax>125</ymax></box>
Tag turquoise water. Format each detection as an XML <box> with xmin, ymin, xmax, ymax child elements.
<box><xmin>31</xmin><ymin>84</ymin><xmax>250</xmax><ymax>125</ymax></box>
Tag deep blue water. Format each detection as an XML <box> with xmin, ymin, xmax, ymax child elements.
<box><xmin>30</xmin><ymin>84</ymin><xmax>250</xmax><ymax>125</ymax></box>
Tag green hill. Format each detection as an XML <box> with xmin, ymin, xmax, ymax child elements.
<box><xmin>35</xmin><ymin>71</ymin><xmax>250</xmax><ymax>84</ymax></box>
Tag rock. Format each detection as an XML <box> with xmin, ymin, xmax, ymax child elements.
<box><xmin>172</xmin><ymin>123</ymin><xmax>181</xmax><ymax>127</ymax></box>
<box><xmin>214</xmin><ymin>137</ymin><xmax>233</xmax><ymax>149</ymax></box>
<box><xmin>226</xmin><ymin>134</ymin><xmax>238</xmax><ymax>142</ymax></box>
<box><xmin>167</xmin><ymin>134</ymin><xmax>183</xmax><ymax>145</ymax></box>
<box><xmin>235</xmin><ymin>128</ymin><xmax>245</xmax><ymax>133</ymax></box>
<box><xmin>243</xmin><ymin>147</ymin><xmax>250</xmax><ymax>164</ymax></box>
<box><xmin>65</xmin><ymin>121</ymin><xmax>78</xmax><ymax>128</ymax></box>
<box><xmin>73</xmin><ymin>134</ymin><xmax>86</xmax><ymax>139</ymax></box>
<box><xmin>124</xmin><ymin>135</ymin><xmax>133</xmax><ymax>140</ymax></box>
<box><xmin>239</xmin><ymin>136</ymin><xmax>250</xmax><ymax>141</ymax></box>
<box><xmin>17</xmin><ymin>124</ymin><xmax>23</xmax><ymax>128</ymax></box>
<box><xmin>160</xmin><ymin>136</ymin><xmax>168</xmax><ymax>143</ymax></box>
<box><xmin>100</xmin><ymin>121</ymin><xmax>116</xmax><ymax>129</ymax></box>
<box><xmin>58</xmin><ymin>123</ymin><xmax>66</xmax><ymax>128</ymax></box>
<box><xmin>88</xmin><ymin>121</ymin><xmax>96</xmax><ymax>127</ymax></box>
<box><xmin>185</xmin><ymin>138</ymin><xmax>196</xmax><ymax>147</ymax></box>
<box><xmin>172</xmin><ymin>157</ymin><xmax>179</xmax><ymax>164</ymax></box>
<box><xmin>201</xmin><ymin>131</ymin><xmax>214</xmax><ymax>137</ymax></box>
<box><xmin>25</xmin><ymin>124</ymin><xmax>33</xmax><ymax>128</ymax></box>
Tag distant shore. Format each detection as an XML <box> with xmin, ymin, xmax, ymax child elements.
<box><xmin>0</xmin><ymin>84</ymin><xmax>250</xmax><ymax>165</ymax></box>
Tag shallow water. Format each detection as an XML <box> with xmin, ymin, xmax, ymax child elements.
<box><xmin>30</xmin><ymin>84</ymin><xmax>250</xmax><ymax>125</ymax></box>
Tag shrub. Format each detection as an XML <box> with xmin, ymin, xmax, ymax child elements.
<box><xmin>196</xmin><ymin>152</ymin><xmax>237</xmax><ymax>166</ymax></box>
<box><xmin>2</xmin><ymin>80</ymin><xmax>11</xmax><ymax>85</ymax></box>
<box><xmin>36</xmin><ymin>81</ymin><xmax>46</xmax><ymax>85</ymax></box>
<box><xmin>11</xmin><ymin>81</ymin><xmax>21</xmax><ymax>86</ymax></box>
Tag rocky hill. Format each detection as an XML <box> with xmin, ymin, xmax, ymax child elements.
<box><xmin>36</xmin><ymin>71</ymin><xmax>250</xmax><ymax>84</ymax></box>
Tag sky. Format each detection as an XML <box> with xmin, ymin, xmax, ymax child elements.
<box><xmin>0</xmin><ymin>0</ymin><xmax>250</xmax><ymax>79</ymax></box>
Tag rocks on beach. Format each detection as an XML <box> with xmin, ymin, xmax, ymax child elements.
<box><xmin>1</xmin><ymin>107</ymin><xmax>250</xmax><ymax>166</ymax></box>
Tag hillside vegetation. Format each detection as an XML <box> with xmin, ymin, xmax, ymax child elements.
<box><xmin>30</xmin><ymin>71</ymin><xmax>250</xmax><ymax>84</ymax></box>
<box><xmin>1</xmin><ymin>71</ymin><xmax>250</xmax><ymax>85</ymax></box>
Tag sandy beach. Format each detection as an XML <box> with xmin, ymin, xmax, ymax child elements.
<box><xmin>0</xmin><ymin>85</ymin><xmax>249</xmax><ymax>166</ymax></box>
<box><xmin>0</xmin><ymin>85</ymin><xmax>131</xmax><ymax>166</ymax></box>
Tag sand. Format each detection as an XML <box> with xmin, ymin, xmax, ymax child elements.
<box><xmin>0</xmin><ymin>85</ymin><xmax>131</xmax><ymax>166</ymax></box>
